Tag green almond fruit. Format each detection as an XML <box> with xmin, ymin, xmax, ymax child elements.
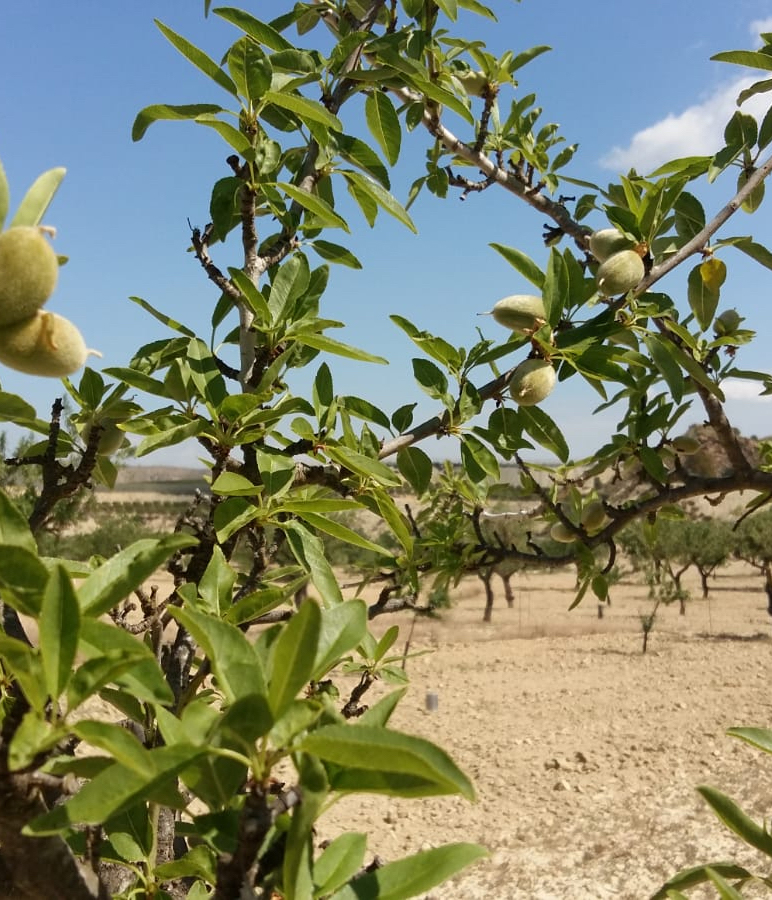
<box><xmin>589</xmin><ymin>228</ymin><xmax>633</xmax><ymax>263</ymax></box>
<box><xmin>580</xmin><ymin>500</ymin><xmax>607</xmax><ymax>532</ymax></box>
<box><xmin>596</xmin><ymin>250</ymin><xmax>645</xmax><ymax>297</ymax></box>
<box><xmin>550</xmin><ymin>522</ymin><xmax>576</xmax><ymax>544</ymax></box>
<box><xmin>508</xmin><ymin>358</ymin><xmax>556</xmax><ymax>406</ymax></box>
<box><xmin>0</xmin><ymin>226</ymin><xmax>60</xmax><ymax>326</ymax></box>
<box><xmin>0</xmin><ymin>311</ymin><xmax>97</xmax><ymax>377</ymax></box>
<box><xmin>83</xmin><ymin>418</ymin><xmax>127</xmax><ymax>456</ymax></box>
<box><xmin>713</xmin><ymin>308</ymin><xmax>742</xmax><ymax>336</ymax></box>
<box><xmin>671</xmin><ymin>435</ymin><xmax>700</xmax><ymax>455</ymax></box>
<box><xmin>490</xmin><ymin>294</ymin><xmax>546</xmax><ymax>334</ymax></box>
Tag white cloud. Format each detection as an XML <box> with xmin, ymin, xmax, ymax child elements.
<box><xmin>600</xmin><ymin>75</ymin><xmax>771</xmax><ymax>173</ymax></box>
<box><xmin>722</xmin><ymin>378</ymin><xmax>772</xmax><ymax>402</ymax></box>
<box><xmin>750</xmin><ymin>18</ymin><xmax>772</xmax><ymax>41</ymax></box>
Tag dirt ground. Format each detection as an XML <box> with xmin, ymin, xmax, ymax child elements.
<box><xmin>312</xmin><ymin>562</ymin><xmax>772</xmax><ymax>899</ymax></box>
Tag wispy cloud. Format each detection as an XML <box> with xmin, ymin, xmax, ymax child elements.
<box><xmin>600</xmin><ymin>76</ymin><xmax>770</xmax><ymax>173</ymax></box>
<box><xmin>722</xmin><ymin>378</ymin><xmax>772</xmax><ymax>402</ymax></box>
<box><xmin>750</xmin><ymin>18</ymin><xmax>772</xmax><ymax>40</ymax></box>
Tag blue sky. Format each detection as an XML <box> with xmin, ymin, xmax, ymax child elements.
<box><xmin>3</xmin><ymin>1</ymin><xmax>772</xmax><ymax>467</ymax></box>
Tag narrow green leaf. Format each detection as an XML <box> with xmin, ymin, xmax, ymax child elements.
<box><xmin>301</xmin><ymin>724</ymin><xmax>475</xmax><ymax>800</ymax></box>
<box><xmin>132</xmin><ymin>103</ymin><xmax>225</xmax><ymax>141</ymax></box>
<box><xmin>313</xmin><ymin>833</ymin><xmax>368</xmax><ymax>898</ymax></box>
<box><xmin>0</xmin><ymin>391</ymin><xmax>41</xmax><ymax>429</ymax></box>
<box><xmin>365</xmin><ymin>91</ymin><xmax>401</xmax><ymax>166</ymax></box>
<box><xmin>650</xmin><ymin>863</ymin><xmax>755</xmax><ymax>900</ymax></box>
<box><xmin>518</xmin><ymin>406</ymin><xmax>569</xmax><ymax>462</ymax></box>
<box><xmin>291</xmin><ymin>511</ymin><xmax>390</xmax><ymax>558</ymax></box>
<box><xmin>0</xmin><ymin>546</ymin><xmax>50</xmax><ymax>617</ymax></box>
<box><xmin>711</xmin><ymin>49</ymin><xmax>772</xmax><ymax>72</ymax></box>
<box><xmin>727</xmin><ymin>726</ymin><xmax>772</xmax><ymax>754</ymax></box>
<box><xmin>9</xmin><ymin>167</ymin><xmax>66</xmax><ymax>228</ymax></box>
<box><xmin>171</xmin><ymin>606</ymin><xmax>267</xmax><ymax>702</ymax></box>
<box><xmin>0</xmin><ymin>634</ymin><xmax>47</xmax><ymax>712</ymax></box>
<box><xmin>211</xmin><ymin>471</ymin><xmax>261</xmax><ymax>497</ymax></box>
<box><xmin>7</xmin><ymin>712</ymin><xmax>63</xmax><ymax>772</ymax></box>
<box><xmin>264</xmin><ymin>90</ymin><xmax>342</xmax><ymax>131</ymax></box>
<box><xmin>644</xmin><ymin>334</ymin><xmax>685</xmax><ymax>403</ymax></box>
<box><xmin>309</xmin><ymin>240</ymin><xmax>362</xmax><ymax>268</ymax></box>
<box><xmin>698</xmin><ymin>785</ymin><xmax>772</xmax><ymax>855</ymax></box>
<box><xmin>312</xmin><ymin>601</ymin><xmax>368</xmax><ymax>681</ymax></box>
<box><xmin>324</xmin><ymin>445</ymin><xmax>402</xmax><ymax>487</ymax></box>
<box><xmin>509</xmin><ymin>44</ymin><xmax>551</xmax><ymax>73</ymax></box>
<box><xmin>733</xmin><ymin>238</ymin><xmax>772</xmax><ymax>271</ymax></box>
<box><xmin>129</xmin><ymin>296</ymin><xmax>195</xmax><ymax>337</ymax></box>
<box><xmin>79</xmin><ymin>535</ymin><xmax>197</xmax><ymax>617</ymax></box>
<box><xmin>134</xmin><ymin>419</ymin><xmax>208</xmax><ymax>457</ymax></box>
<box><xmin>24</xmin><ymin>745</ymin><xmax>199</xmax><ymax>835</ymax></box>
<box><xmin>293</xmin><ymin>331</ymin><xmax>387</xmax><ymax>364</ymax></box>
<box><xmin>460</xmin><ymin>433</ymin><xmax>499</xmax><ymax>483</ymax></box>
<box><xmin>340</xmin><ymin>171</ymin><xmax>417</xmax><ymax>233</ymax></box>
<box><xmin>155</xmin><ymin>20</ymin><xmax>237</xmax><ymax>94</ymax></box>
<box><xmin>198</xmin><ymin>546</ymin><xmax>237</xmax><ymax>617</ymax></box>
<box><xmin>704</xmin><ymin>867</ymin><xmax>745</xmax><ymax>899</ymax></box>
<box><xmin>0</xmin><ymin>489</ymin><xmax>37</xmax><ymax>553</ymax></box>
<box><xmin>283</xmin><ymin>520</ymin><xmax>343</xmax><ymax>605</ymax></box>
<box><xmin>329</xmin><ymin>843</ymin><xmax>487</xmax><ymax>900</ymax></box>
<box><xmin>39</xmin><ymin>565</ymin><xmax>80</xmax><ymax>700</ymax></box>
<box><xmin>269</xmin><ymin>599</ymin><xmax>321</xmax><ymax>716</ymax></box>
<box><xmin>213</xmin><ymin>8</ymin><xmax>294</xmax><ymax>51</ymax></box>
<box><xmin>278</xmin><ymin>182</ymin><xmax>349</xmax><ymax>231</ymax></box>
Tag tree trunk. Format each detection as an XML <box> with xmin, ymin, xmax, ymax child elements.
<box><xmin>480</xmin><ymin>572</ymin><xmax>494</xmax><ymax>623</ymax></box>
<box><xmin>501</xmin><ymin>572</ymin><xmax>515</xmax><ymax>608</ymax></box>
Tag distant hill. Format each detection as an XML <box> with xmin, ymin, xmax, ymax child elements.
<box><xmin>114</xmin><ymin>465</ymin><xmax>209</xmax><ymax>486</ymax></box>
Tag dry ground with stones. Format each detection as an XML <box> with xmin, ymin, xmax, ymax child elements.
<box><xmin>318</xmin><ymin>562</ymin><xmax>772</xmax><ymax>899</ymax></box>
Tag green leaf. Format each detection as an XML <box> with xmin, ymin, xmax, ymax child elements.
<box><xmin>460</xmin><ymin>433</ymin><xmax>499</xmax><ymax>483</ymax></box>
<box><xmin>269</xmin><ymin>599</ymin><xmax>321</xmax><ymax>717</ymax></box>
<box><xmin>704</xmin><ymin>867</ymin><xmax>745</xmax><ymax>900</ymax></box>
<box><xmin>733</xmin><ymin>237</ymin><xmax>772</xmax><ymax>272</ymax></box>
<box><xmin>170</xmin><ymin>606</ymin><xmax>267</xmax><ymax>702</ymax></box>
<box><xmin>711</xmin><ymin>49</ymin><xmax>772</xmax><ymax>72</ymax></box>
<box><xmin>155</xmin><ymin>20</ymin><xmax>238</xmax><ymax>94</ymax></box>
<box><xmin>301</xmin><ymin>724</ymin><xmax>475</xmax><ymax>800</ymax></box>
<box><xmin>7</xmin><ymin>711</ymin><xmax>63</xmax><ymax>772</ymax></box>
<box><xmin>0</xmin><ymin>634</ymin><xmax>47</xmax><ymax>712</ymax></box>
<box><xmin>39</xmin><ymin>565</ymin><xmax>80</xmax><ymax>701</ymax></box>
<box><xmin>9</xmin><ymin>167</ymin><xmax>66</xmax><ymax>228</ymax></box>
<box><xmin>518</xmin><ymin>406</ymin><xmax>569</xmax><ymax>462</ymax></box>
<box><xmin>198</xmin><ymin>546</ymin><xmax>237</xmax><ymax>617</ymax></box>
<box><xmin>0</xmin><ymin>489</ymin><xmax>37</xmax><ymax>553</ymax></box>
<box><xmin>324</xmin><ymin>445</ymin><xmax>402</xmax><ymax>487</ymax></box>
<box><xmin>312</xmin><ymin>601</ymin><xmax>368</xmax><ymax>681</ymax></box>
<box><xmin>365</xmin><ymin>91</ymin><xmax>401</xmax><ymax>166</ymax></box>
<box><xmin>698</xmin><ymin>785</ymin><xmax>772</xmax><ymax>856</ymax></box>
<box><xmin>264</xmin><ymin>90</ymin><xmax>343</xmax><ymax>132</ymax></box>
<box><xmin>213</xmin><ymin>8</ymin><xmax>295</xmax><ymax>51</ymax></box>
<box><xmin>283</xmin><ymin>520</ymin><xmax>343</xmax><ymax>605</ymax></box>
<box><xmin>134</xmin><ymin>419</ymin><xmax>208</xmax><ymax>457</ymax></box>
<box><xmin>643</xmin><ymin>334</ymin><xmax>685</xmax><ymax>403</ymax></box>
<box><xmin>78</xmin><ymin>620</ymin><xmax>174</xmax><ymax>706</ymax></box>
<box><xmin>210</xmin><ymin>471</ymin><xmax>261</xmax><ymax>497</ymax></box>
<box><xmin>132</xmin><ymin>103</ymin><xmax>225</xmax><ymax>141</ymax></box>
<box><xmin>727</xmin><ymin>726</ymin><xmax>772</xmax><ymax>754</ymax></box>
<box><xmin>488</xmin><ymin>244</ymin><xmax>544</xmax><ymax>290</ymax></box>
<box><xmin>313</xmin><ymin>832</ymin><xmax>367</xmax><ymax>898</ymax></box>
<box><xmin>24</xmin><ymin>744</ymin><xmax>199</xmax><ymax>835</ymax></box>
<box><xmin>341</xmin><ymin>171</ymin><xmax>417</xmax><ymax>233</ymax></box>
<box><xmin>0</xmin><ymin>391</ymin><xmax>42</xmax><ymax>428</ymax></box>
<box><xmin>646</xmin><ymin>862</ymin><xmax>755</xmax><ymax>900</ymax></box>
<box><xmin>293</xmin><ymin>331</ymin><xmax>387</xmax><ymax>364</ymax></box>
<box><xmin>79</xmin><ymin>535</ymin><xmax>197</xmax><ymax>617</ymax></box>
<box><xmin>0</xmin><ymin>545</ymin><xmax>50</xmax><ymax>617</ymax></box>
<box><xmin>227</xmin><ymin>38</ymin><xmax>272</xmax><ymax>103</ymax></box>
<box><xmin>509</xmin><ymin>44</ymin><xmax>551</xmax><ymax>73</ymax></box>
<box><xmin>396</xmin><ymin>446</ymin><xmax>433</xmax><ymax>495</ymax></box>
<box><xmin>128</xmin><ymin>297</ymin><xmax>195</xmax><ymax>337</ymax></box>
<box><xmin>329</xmin><ymin>843</ymin><xmax>487</xmax><ymax>900</ymax></box>
<box><xmin>278</xmin><ymin>182</ymin><xmax>349</xmax><ymax>231</ymax></box>
<box><xmin>290</xmin><ymin>510</ymin><xmax>390</xmax><ymax>558</ymax></box>
<box><xmin>309</xmin><ymin>240</ymin><xmax>362</xmax><ymax>268</ymax></box>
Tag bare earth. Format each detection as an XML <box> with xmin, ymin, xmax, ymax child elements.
<box><xmin>312</xmin><ymin>563</ymin><xmax>772</xmax><ymax>899</ymax></box>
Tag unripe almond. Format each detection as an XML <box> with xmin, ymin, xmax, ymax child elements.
<box><xmin>508</xmin><ymin>358</ymin><xmax>557</xmax><ymax>406</ymax></box>
<box><xmin>0</xmin><ymin>226</ymin><xmax>59</xmax><ymax>326</ymax></box>
<box><xmin>580</xmin><ymin>500</ymin><xmax>607</xmax><ymax>532</ymax></box>
<box><xmin>457</xmin><ymin>69</ymin><xmax>488</xmax><ymax>97</ymax></box>
<box><xmin>550</xmin><ymin>522</ymin><xmax>576</xmax><ymax>543</ymax></box>
<box><xmin>83</xmin><ymin>418</ymin><xmax>127</xmax><ymax>455</ymax></box>
<box><xmin>713</xmin><ymin>308</ymin><xmax>742</xmax><ymax>336</ymax></box>
<box><xmin>671</xmin><ymin>435</ymin><xmax>700</xmax><ymax>455</ymax></box>
<box><xmin>0</xmin><ymin>311</ymin><xmax>96</xmax><ymax>377</ymax></box>
<box><xmin>489</xmin><ymin>294</ymin><xmax>546</xmax><ymax>334</ymax></box>
<box><xmin>589</xmin><ymin>228</ymin><xmax>633</xmax><ymax>263</ymax></box>
<box><xmin>596</xmin><ymin>250</ymin><xmax>645</xmax><ymax>296</ymax></box>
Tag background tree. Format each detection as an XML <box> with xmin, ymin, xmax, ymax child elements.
<box><xmin>1</xmin><ymin>3</ymin><xmax>772</xmax><ymax>898</ymax></box>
